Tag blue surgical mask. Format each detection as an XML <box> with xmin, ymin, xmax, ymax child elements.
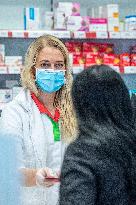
<box><xmin>36</xmin><ymin>69</ymin><xmax>65</xmax><ymax>93</ymax></box>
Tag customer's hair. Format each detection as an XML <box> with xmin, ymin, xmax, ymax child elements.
<box><xmin>72</xmin><ymin>64</ymin><xmax>134</xmax><ymax>131</ymax></box>
<box><xmin>72</xmin><ymin>64</ymin><xmax>136</xmax><ymax>201</ymax></box>
<box><xmin>21</xmin><ymin>35</ymin><xmax>77</xmax><ymax>142</ymax></box>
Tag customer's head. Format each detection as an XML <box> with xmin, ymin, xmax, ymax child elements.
<box><xmin>72</xmin><ymin>65</ymin><xmax>133</xmax><ymax>130</ymax></box>
<box><xmin>21</xmin><ymin>35</ymin><xmax>76</xmax><ymax>142</ymax></box>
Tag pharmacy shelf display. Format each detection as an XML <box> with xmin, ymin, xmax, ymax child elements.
<box><xmin>0</xmin><ymin>32</ymin><xmax>136</xmax><ymax>113</ymax></box>
<box><xmin>1</xmin><ymin>30</ymin><xmax>136</xmax><ymax>39</ymax></box>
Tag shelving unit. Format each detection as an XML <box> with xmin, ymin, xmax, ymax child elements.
<box><xmin>0</xmin><ymin>0</ymin><xmax>136</xmax><ymax>114</ymax></box>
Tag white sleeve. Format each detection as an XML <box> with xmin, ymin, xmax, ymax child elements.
<box><xmin>0</xmin><ymin>103</ymin><xmax>25</xmax><ymax>168</ymax></box>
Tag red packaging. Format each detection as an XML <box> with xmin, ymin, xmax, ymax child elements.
<box><xmin>100</xmin><ymin>43</ymin><xmax>114</xmax><ymax>54</ymax></box>
<box><xmin>83</xmin><ymin>42</ymin><xmax>114</xmax><ymax>55</ymax></box>
<box><xmin>120</xmin><ymin>53</ymin><xmax>130</xmax><ymax>66</ymax></box>
<box><xmin>103</xmin><ymin>54</ymin><xmax>120</xmax><ymax>66</ymax></box>
<box><xmin>103</xmin><ymin>53</ymin><xmax>114</xmax><ymax>65</ymax></box>
<box><xmin>85</xmin><ymin>53</ymin><xmax>103</xmax><ymax>68</ymax></box>
<box><xmin>73</xmin><ymin>54</ymin><xmax>85</xmax><ymax>66</ymax></box>
<box><xmin>131</xmin><ymin>54</ymin><xmax>136</xmax><ymax>66</ymax></box>
<box><xmin>113</xmin><ymin>55</ymin><xmax>120</xmax><ymax>66</ymax></box>
<box><xmin>83</xmin><ymin>42</ymin><xmax>99</xmax><ymax>54</ymax></box>
<box><xmin>65</xmin><ymin>42</ymin><xmax>82</xmax><ymax>55</ymax></box>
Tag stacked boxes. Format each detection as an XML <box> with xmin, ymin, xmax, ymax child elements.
<box><xmin>65</xmin><ymin>42</ymin><xmax>84</xmax><ymax>73</ymax></box>
<box><xmin>0</xmin><ymin>44</ymin><xmax>5</xmax><ymax>65</ymax></box>
<box><xmin>24</xmin><ymin>8</ymin><xmax>40</xmax><ymax>30</ymax></box>
<box><xmin>54</xmin><ymin>2</ymin><xmax>80</xmax><ymax>30</ymax></box>
<box><xmin>67</xmin><ymin>16</ymin><xmax>90</xmax><ymax>31</ymax></box>
<box><xmin>107</xmin><ymin>4</ymin><xmax>120</xmax><ymax>32</ymax></box>
<box><xmin>5</xmin><ymin>56</ymin><xmax>22</xmax><ymax>74</ymax></box>
<box><xmin>56</xmin><ymin>2</ymin><xmax>80</xmax><ymax>17</ymax></box>
<box><xmin>44</xmin><ymin>12</ymin><xmax>54</xmax><ymax>30</ymax></box>
<box><xmin>89</xmin><ymin>18</ymin><xmax>107</xmax><ymax>32</ymax></box>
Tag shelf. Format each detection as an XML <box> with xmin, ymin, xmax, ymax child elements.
<box><xmin>0</xmin><ymin>30</ymin><xmax>71</xmax><ymax>39</ymax></box>
<box><xmin>0</xmin><ymin>30</ymin><xmax>136</xmax><ymax>39</ymax></box>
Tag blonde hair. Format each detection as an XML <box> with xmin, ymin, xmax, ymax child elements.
<box><xmin>21</xmin><ymin>34</ymin><xmax>77</xmax><ymax>143</ymax></box>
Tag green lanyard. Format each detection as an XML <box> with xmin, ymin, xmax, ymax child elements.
<box><xmin>49</xmin><ymin>118</ymin><xmax>61</xmax><ymax>142</ymax></box>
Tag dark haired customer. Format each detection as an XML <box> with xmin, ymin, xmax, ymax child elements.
<box><xmin>59</xmin><ymin>65</ymin><xmax>136</xmax><ymax>205</ymax></box>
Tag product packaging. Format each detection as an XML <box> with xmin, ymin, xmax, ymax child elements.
<box><xmin>89</xmin><ymin>18</ymin><xmax>107</xmax><ymax>31</ymax></box>
<box><xmin>54</xmin><ymin>11</ymin><xmax>66</xmax><ymax>30</ymax></box>
<box><xmin>67</xmin><ymin>16</ymin><xmax>90</xmax><ymax>31</ymax></box>
<box><xmin>131</xmin><ymin>54</ymin><xmax>136</xmax><ymax>66</ymax></box>
<box><xmin>0</xmin><ymin>44</ymin><xmax>5</xmax><ymax>65</ymax></box>
<box><xmin>44</xmin><ymin>12</ymin><xmax>54</xmax><ymax>30</ymax></box>
<box><xmin>106</xmin><ymin>4</ymin><xmax>119</xmax><ymax>18</ymax></box>
<box><xmin>24</xmin><ymin>7</ymin><xmax>40</xmax><ymax>30</ymax></box>
<box><xmin>5</xmin><ymin>56</ymin><xmax>22</xmax><ymax>66</ymax></box>
<box><xmin>55</xmin><ymin>2</ymin><xmax>80</xmax><ymax>17</ymax></box>
<box><xmin>120</xmin><ymin>53</ymin><xmax>131</xmax><ymax>66</ymax></box>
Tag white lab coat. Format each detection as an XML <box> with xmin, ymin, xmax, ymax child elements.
<box><xmin>0</xmin><ymin>88</ymin><xmax>67</xmax><ymax>205</ymax></box>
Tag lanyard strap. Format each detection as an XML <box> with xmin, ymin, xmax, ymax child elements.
<box><xmin>50</xmin><ymin>118</ymin><xmax>61</xmax><ymax>142</ymax></box>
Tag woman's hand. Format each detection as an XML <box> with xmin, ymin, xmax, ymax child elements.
<box><xmin>36</xmin><ymin>167</ymin><xmax>60</xmax><ymax>187</ymax></box>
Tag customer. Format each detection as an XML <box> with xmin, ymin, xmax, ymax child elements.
<box><xmin>0</xmin><ymin>132</ymin><xmax>20</xmax><ymax>205</ymax></box>
<box><xmin>59</xmin><ymin>65</ymin><xmax>136</xmax><ymax>205</ymax></box>
<box><xmin>1</xmin><ymin>35</ymin><xmax>76</xmax><ymax>205</ymax></box>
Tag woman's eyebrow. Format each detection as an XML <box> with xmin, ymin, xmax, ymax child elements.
<box><xmin>55</xmin><ymin>61</ymin><xmax>65</xmax><ymax>63</ymax></box>
<box><xmin>39</xmin><ymin>60</ymin><xmax>64</xmax><ymax>63</ymax></box>
<box><xmin>39</xmin><ymin>60</ymin><xmax>49</xmax><ymax>63</ymax></box>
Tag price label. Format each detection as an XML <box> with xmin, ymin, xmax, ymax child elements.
<box><xmin>0</xmin><ymin>31</ymin><xmax>8</xmax><ymax>37</ymax></box>
<box><xmin>120</xmin><ymin>32</ymin><xmax>132</xmax><ymax>39</ymax></box>
<box><xmin>109</xmin><ymin>32</ymin><xmax>121</xmax><ymax>39</ymax></box>
<box><xmin>74</xmin><ymin>31</ymin><xmax>86</xmax><ymax>39</ymax></box>
<box><xmin>96</xmin><ymin>32</ymin><xmax>108</xmax><ymax>39</ymax></box>
<box><xmin>12</xmin><ymin>31</ymin><xmax>24</xmax><ymax>38</ymax></box>
<box><xmin>124</xmin><ymin>66</ymin><xmax>136</xmax><ymax>73</ymax></box>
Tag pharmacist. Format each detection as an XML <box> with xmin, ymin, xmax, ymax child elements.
<box><xmin>1</xmin><ymin>34</ymin><xmax>77</xmax><ymax>205</ymax></box>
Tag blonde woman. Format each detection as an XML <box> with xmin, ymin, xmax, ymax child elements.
<box><xmin>1</xmin><ymin>35</ymin><xmax>76</xmax><ymax>205</ymax></box>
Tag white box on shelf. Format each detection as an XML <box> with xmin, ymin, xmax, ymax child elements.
<box><xmin>107</xmin><ymin>4</ymin><xmax>119</xmax><ymax>18</ymax></box>
<box><xmin>98</xmin><ymin>6</ymin><xmax>107</xmax><ymax>18</ymax></box>
<box><xmin>0</xmin><ymin>66</ymin><xmax>8</xmax><ymax>74</ymax></box>
<box><xmin>108</xmin><ymin>18</ymin><xmax>120</xmax><ymax>32</ymax></box>
<box><xmin>8</xmin><ymin>66</ymin><xmax>21</xmax><ymax>74</ymax></box>
<box><xmin>89</xmin><ymin>18</ymin><xmax>107</xmax><ymax>32</ymax></box>
<box><xmin>56</xmin><ymin>2</ymin><xmax>80</xmax><ymax>17</ymax></box>
<box><xmin>67</xmin><ymin>16</ymin><xmax>90</xmax><ymax>31</ymax></box>
<box><xmin>0</xmin><ymin>89</ymin><xmax>13</xmax><ymax>103</ymax></box>
<box><xmin>0</xmin><ymin>44</ymin><xmax>5</xmax><ymax>65</ymax></box>
<box><xmin>44</xmin><ymin>12</ymin><xmax>54</xmax><ymax>30</ymax></box>
<box><xmin>124</xmin><ymin>66</ymin><xmax>136</xmax><ymax>73</ymax></box>
<box><xmin>5</xmin><ymin>56</ymin><xmax>22</xmax><ymax>66</ymax></box>
<box><xmin>24</xmin><ymin>8</ymin><xmax>40</xmax><ymax>30</ymax></box>
<box><xmin>54</xmin><ymin>11</ymin><xmax>66</xmax><ymax>30</ymax></box>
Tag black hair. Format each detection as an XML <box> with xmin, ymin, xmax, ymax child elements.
<box><xmin>72</xmin><ymin>65</ymin><xmax>136</xmax><ymax>202</ymax></box>
<box><xmin>72</xmin><ymin>64</ymin><xmax>134</xmax><ymax>131</ymax></box>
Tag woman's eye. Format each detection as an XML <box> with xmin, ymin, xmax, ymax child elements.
<box><xmin>41</xmin><ymin>63</ymin><xmax>50</xmax><ymax>68</ymax></box>
<box><xmin>55</xmin><ymin>63</ymin><xmax>64</xmax><ymax>69</ymax></box>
